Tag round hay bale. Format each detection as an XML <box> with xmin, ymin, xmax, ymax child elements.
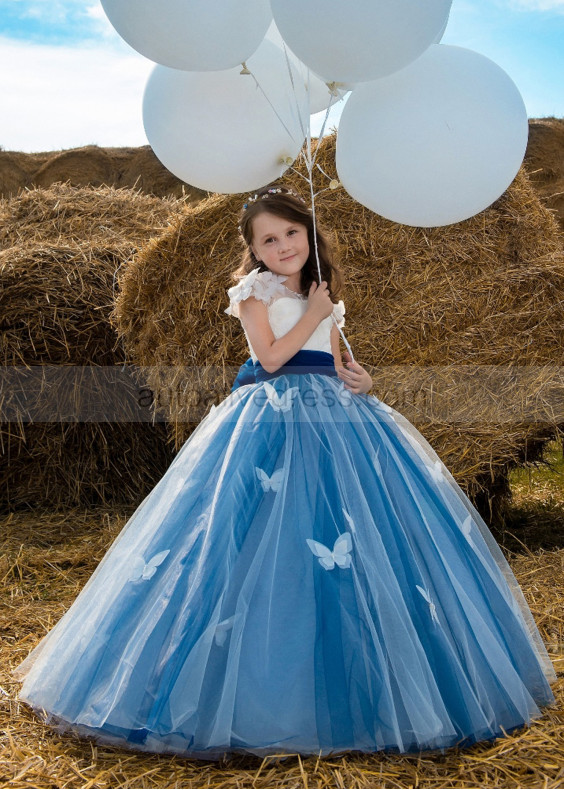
<box><xmin>32</xmin><ymin>146</ymin><xmax>115</xmax><ymax>190</ymax></box>
<box><xmin>0</xmin><ymin>152</ymin><xmax>30</xmax><ymax>198</ymax></box>
<box><xmin>112</xmin><ymin>133</ymin><xmax>564</xmax><ymax>528</ymax></box>
<box><xmin>0</xmin><ymin>144</ymin><xmax>206</xmax><ymax>202</ymax></box>
<box><xmin>524</xmin><ymin>117</ymin><xmax>564</xmax><ymax>232</ymax></box>
<box><xmin>0</xmin><ymin>183</ymin><xmax>188</xmax><ymax>511</ymax></box>
<box><xmin>0</xmin><ymin>422</ymin><xmax>175</xmax><ymax>513</ymax></box>
<box><xmin>0</xmin><ymin>180</ymin><xmax>181</xmax><ymax>251</ymax></box>
<box><xmin>1</xmin><ymin>242</ymin><xmax>130</xmax><ymax>365</ymax></box>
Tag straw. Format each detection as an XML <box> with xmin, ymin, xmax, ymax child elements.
<box><xmin>1</xmin><ymin>498</ymin><xmax>562</xmax><ymax>789</ymax></box>
<box><xmin>0</xmin><ymin>182</ymin><xmax>189</xmax><ymax>510</ymax></box>
<box><xmin>525</xmin><ymin>117</ymin><xmax>564</xmax><ymax>233</ymax></box>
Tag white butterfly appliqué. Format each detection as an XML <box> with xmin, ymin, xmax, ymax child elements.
<box><xmin>460</xmin><ymin>514</ymin><xmax>477</xmax><ymax>548</ymax></box>
<box><xmin>214</xmin><ymin>615</ymin><xmax>236</xmax><ymax>646</ymax></box>
<box><xmin>263</xmin><ymin>381</ymin><xmax>298</xmax><ymax>412</ymax></box>
<box><xmin>461</xmin><ymin>514</ymin><xmax>472</xmax><ymax>537</ymax></box>
<box><xmin>306</xmin><ymin>532</ymin><xmax>353</xmax><ymax>570</ymax></box>
<box><xmin>255</xmin><ymin>466</ymin><xmax>284</xmax><ymax>492</ymax></box>
<box><xmin>128</xmin><ymin>549</ymin><xmax>170</xmax><ymax>582</ymax></box>
<box><xmin>416</xmin><ymin>584</ymin><xmax>440</xmax><ymax>625</ymax></box>
<box><xmin>428</xmin><ymin>459</ymin><xmax>447</xmax><ymax>484</ymax></box>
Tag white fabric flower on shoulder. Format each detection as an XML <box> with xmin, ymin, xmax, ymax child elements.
<box><xmin>224</xmin><ymin>267</ymin><xmax>288</xmax><ymax>319</ymax></box>
<box><xmin>224</xmin><ymin>266</ymin><xmax>261</xmax><ymax>318</ymax></box>
<box><xmin>332</xmin><ymin>299</ymin><xmax>345</xmax><ymax>328</ymax></box>
<box><xmin>253</xmin><ymin>269</ymin><xmax>290</xmax><ymax>304</ymax></box>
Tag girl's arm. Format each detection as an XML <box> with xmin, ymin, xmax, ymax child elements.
<box><xmin>238</xmin><ymin>296</ymin><xmax>324</xmax><ymax>374</ymax></box>
<box><xmin>331</xmin><ymin>322</ymin><xmax>373</xmax><ymax>394</ymax></box>
<box><xmin>330</xmin><ymin>322</ymin><xmax>343</xmax><ymax>368</ymax></box>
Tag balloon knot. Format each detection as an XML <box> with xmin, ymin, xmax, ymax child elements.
<box><xmin>240</xmin><ymin>62</ymin><xmax>251</xmax><ymax>75</ymax></box>
<box><xmin>326</xmin><ymin>81</ymin><xmax>347</xmax><ymax>98</ymax></box>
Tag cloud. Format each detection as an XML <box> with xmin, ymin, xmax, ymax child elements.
<box><xmin>84</xmin><ymin>2</ymin><xmax>119</xmax><ymax>39</ymax></box>
<box><xmin>0</xmin><ymin>36</ymin><xmax>152</xmax><ymax>152</ymax></box>
<box><xmin>507</xmin><ymin>0</ymin><xmax>564</xmax><ymax>11</ymax></box>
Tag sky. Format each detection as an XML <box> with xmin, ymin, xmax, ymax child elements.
<box><xmin>0</xmin><ymin>0</ymin><xmax>562</xmax><ymax>154</ymax></box>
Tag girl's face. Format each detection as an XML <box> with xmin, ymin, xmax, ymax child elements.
<box><xmin>250</xmin><ymin>212</ymin><xmax>309</xmax><ymax>278</ymax></box>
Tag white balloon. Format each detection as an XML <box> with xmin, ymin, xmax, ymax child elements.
<box><xmin>271</xmin><ymin>0</ymin><xmax>452</xmax><ymax>83</ymax></box>
<box><xmin>143</xmin><ymin>40</ymin><xmax>307</xmax><ymax>194</ymax></box>
<box><xmin>335</xmin><ymin>45</ymin><xmax>529</xmax><ymax>227</ymax></box>
<box><xmin>100</xmin><ymin>0</ymin><xmax>271</xmax><ymax>71</ymax></box>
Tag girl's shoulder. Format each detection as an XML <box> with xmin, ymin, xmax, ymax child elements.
<box><xmin>224</xmin><ymin>266</ymin><xmax>289</xmax><ymax>319</ymax></box>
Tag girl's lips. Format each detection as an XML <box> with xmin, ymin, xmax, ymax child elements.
<box><xmin>280</xmin><ymin>254</ymin><xmax>296</xmax><ymax>261</ymax></box>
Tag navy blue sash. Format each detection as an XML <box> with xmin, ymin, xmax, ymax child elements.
<box><xmin>231</xmin><ymin>350</ymin><xmax>338</xmax><ymax>392</ymax></box>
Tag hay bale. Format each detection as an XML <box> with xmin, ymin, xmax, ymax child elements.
<box><xmin>32</xmin><ymin>146</ymin><xmax>115</xmax><ymax>190</ymax></box>
<box><xmin>0</xmin><ymin>179</ymin><xmax>181</xmax><ymax>251</ymax></box>
<box><xmin>525</xmin><ymin>117</ymin><xmax>564</xmax><ymax>233</ymax></box>
<box><xmin>112</xmin><ymin>133</ymin><xmax>564</xmax><ymax>528</ymax></box>
<box><xmin>0</xmin><ymin>144</ymin><xmax>206</xmax><ymax>202</ymax></box>
<box><xmin>0</xmin><ymin>183</ymin><xmax>188</xmax><ymax>511</ymax></box>
<box><xmin>0</xmin><ymin>152</ymin><xmax>33</xmax><ymax>199</ymax></box>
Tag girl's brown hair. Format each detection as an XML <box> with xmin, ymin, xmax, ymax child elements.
<box><xmin>231</xmin><ymin>186</ymin><xmax>343</xmax><ymax>300</ymax></box>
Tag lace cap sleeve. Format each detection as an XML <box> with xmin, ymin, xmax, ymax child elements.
<box><xmin>224</xmin><ymin>266</ymin><xmax>289</xmax><ymax>319</ymax></box>
<box><xmin>332</xmin><ymin>299</ymin><xmax>345</xmax><ymax>329</ymax></box>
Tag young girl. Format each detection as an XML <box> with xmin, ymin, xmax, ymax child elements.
<box><xmin>12</xmin><ymin>186</ymin><xmax>556</xmax><ymax>761</ymax></box>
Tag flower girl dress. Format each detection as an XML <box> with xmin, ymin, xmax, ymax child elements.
<box><xmin>12</xmin><ymin>267</ymin><xmax>556</xmax><ymax>761</ymax></box>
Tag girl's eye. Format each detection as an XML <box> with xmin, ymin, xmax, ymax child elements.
<box><xmin>263</xmin><ymin>228</ymin><xmax>299</xmax><ymax>243</ymax></box>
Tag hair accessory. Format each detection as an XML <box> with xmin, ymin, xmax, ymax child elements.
<box><xmin>241</xmin><ymin>187</ymin><xmax>307</xmax><ymax>214</ymax></box>
<box><xmin>238</xmin><ymin>187</ymin><xmax>308</xmax><ymax>234</ymax></box>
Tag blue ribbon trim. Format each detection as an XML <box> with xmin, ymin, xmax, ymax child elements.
<box><xmin>231</xmin><ymin>350</ymin><xmax>337</xmax><ymax>392</ymax></box>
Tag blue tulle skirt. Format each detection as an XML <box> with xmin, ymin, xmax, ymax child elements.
<box><xmin>13</xmin><ymin>351</ymin><xmax>556</xmax><ymax>761</ymax></box>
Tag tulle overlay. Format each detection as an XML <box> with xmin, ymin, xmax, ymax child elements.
<box><xmin>13</xmin><ymin>352</ymin><xmax>556</xmax><ymax>760</ymax></box>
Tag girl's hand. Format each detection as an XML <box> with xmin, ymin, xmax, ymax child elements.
<box><xmin>306</xmin><ymin>280</ymin><xmax>334</xmax><ymax>322</ymax></box>
<box><xmin>337</xmin><ymin>350</ymin><xmax>373</xmax><ymax>395</ymax></box>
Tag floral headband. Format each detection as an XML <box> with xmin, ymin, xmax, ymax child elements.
<box><xmin>242</xmin><ymin>187</ymin><xmax>307</xmax><ymax>211</ymax></box>
<box><xmin>238</xmin><ymin>187</ymin><xmax>309</xmax><ymax>234</ymax></box>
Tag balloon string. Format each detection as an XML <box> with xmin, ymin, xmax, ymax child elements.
<box><xmin>245</xmin><ymin>67</ymin><xmax>298</xmax><ymax>144</ymax></box>
<box><xmin>281</xmin><ymin>44</ymin><xmax>309</xmax><ymax>143</ymax></box>
<box><xmin>303</xmin><ymin>89</ymin><xmax>355</xmax><ymax>363</ymax></box>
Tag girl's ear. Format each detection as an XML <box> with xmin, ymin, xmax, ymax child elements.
<box><xmin>250</xmin><ymin>244</ymin><xmax>260</xmax><ymax>263</ymax></box>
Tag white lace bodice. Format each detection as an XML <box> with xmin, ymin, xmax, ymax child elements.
<box><xmin>224</xmin><ymin>266</ymin><xmax>345</xmax><ymax>364</ymax></box>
